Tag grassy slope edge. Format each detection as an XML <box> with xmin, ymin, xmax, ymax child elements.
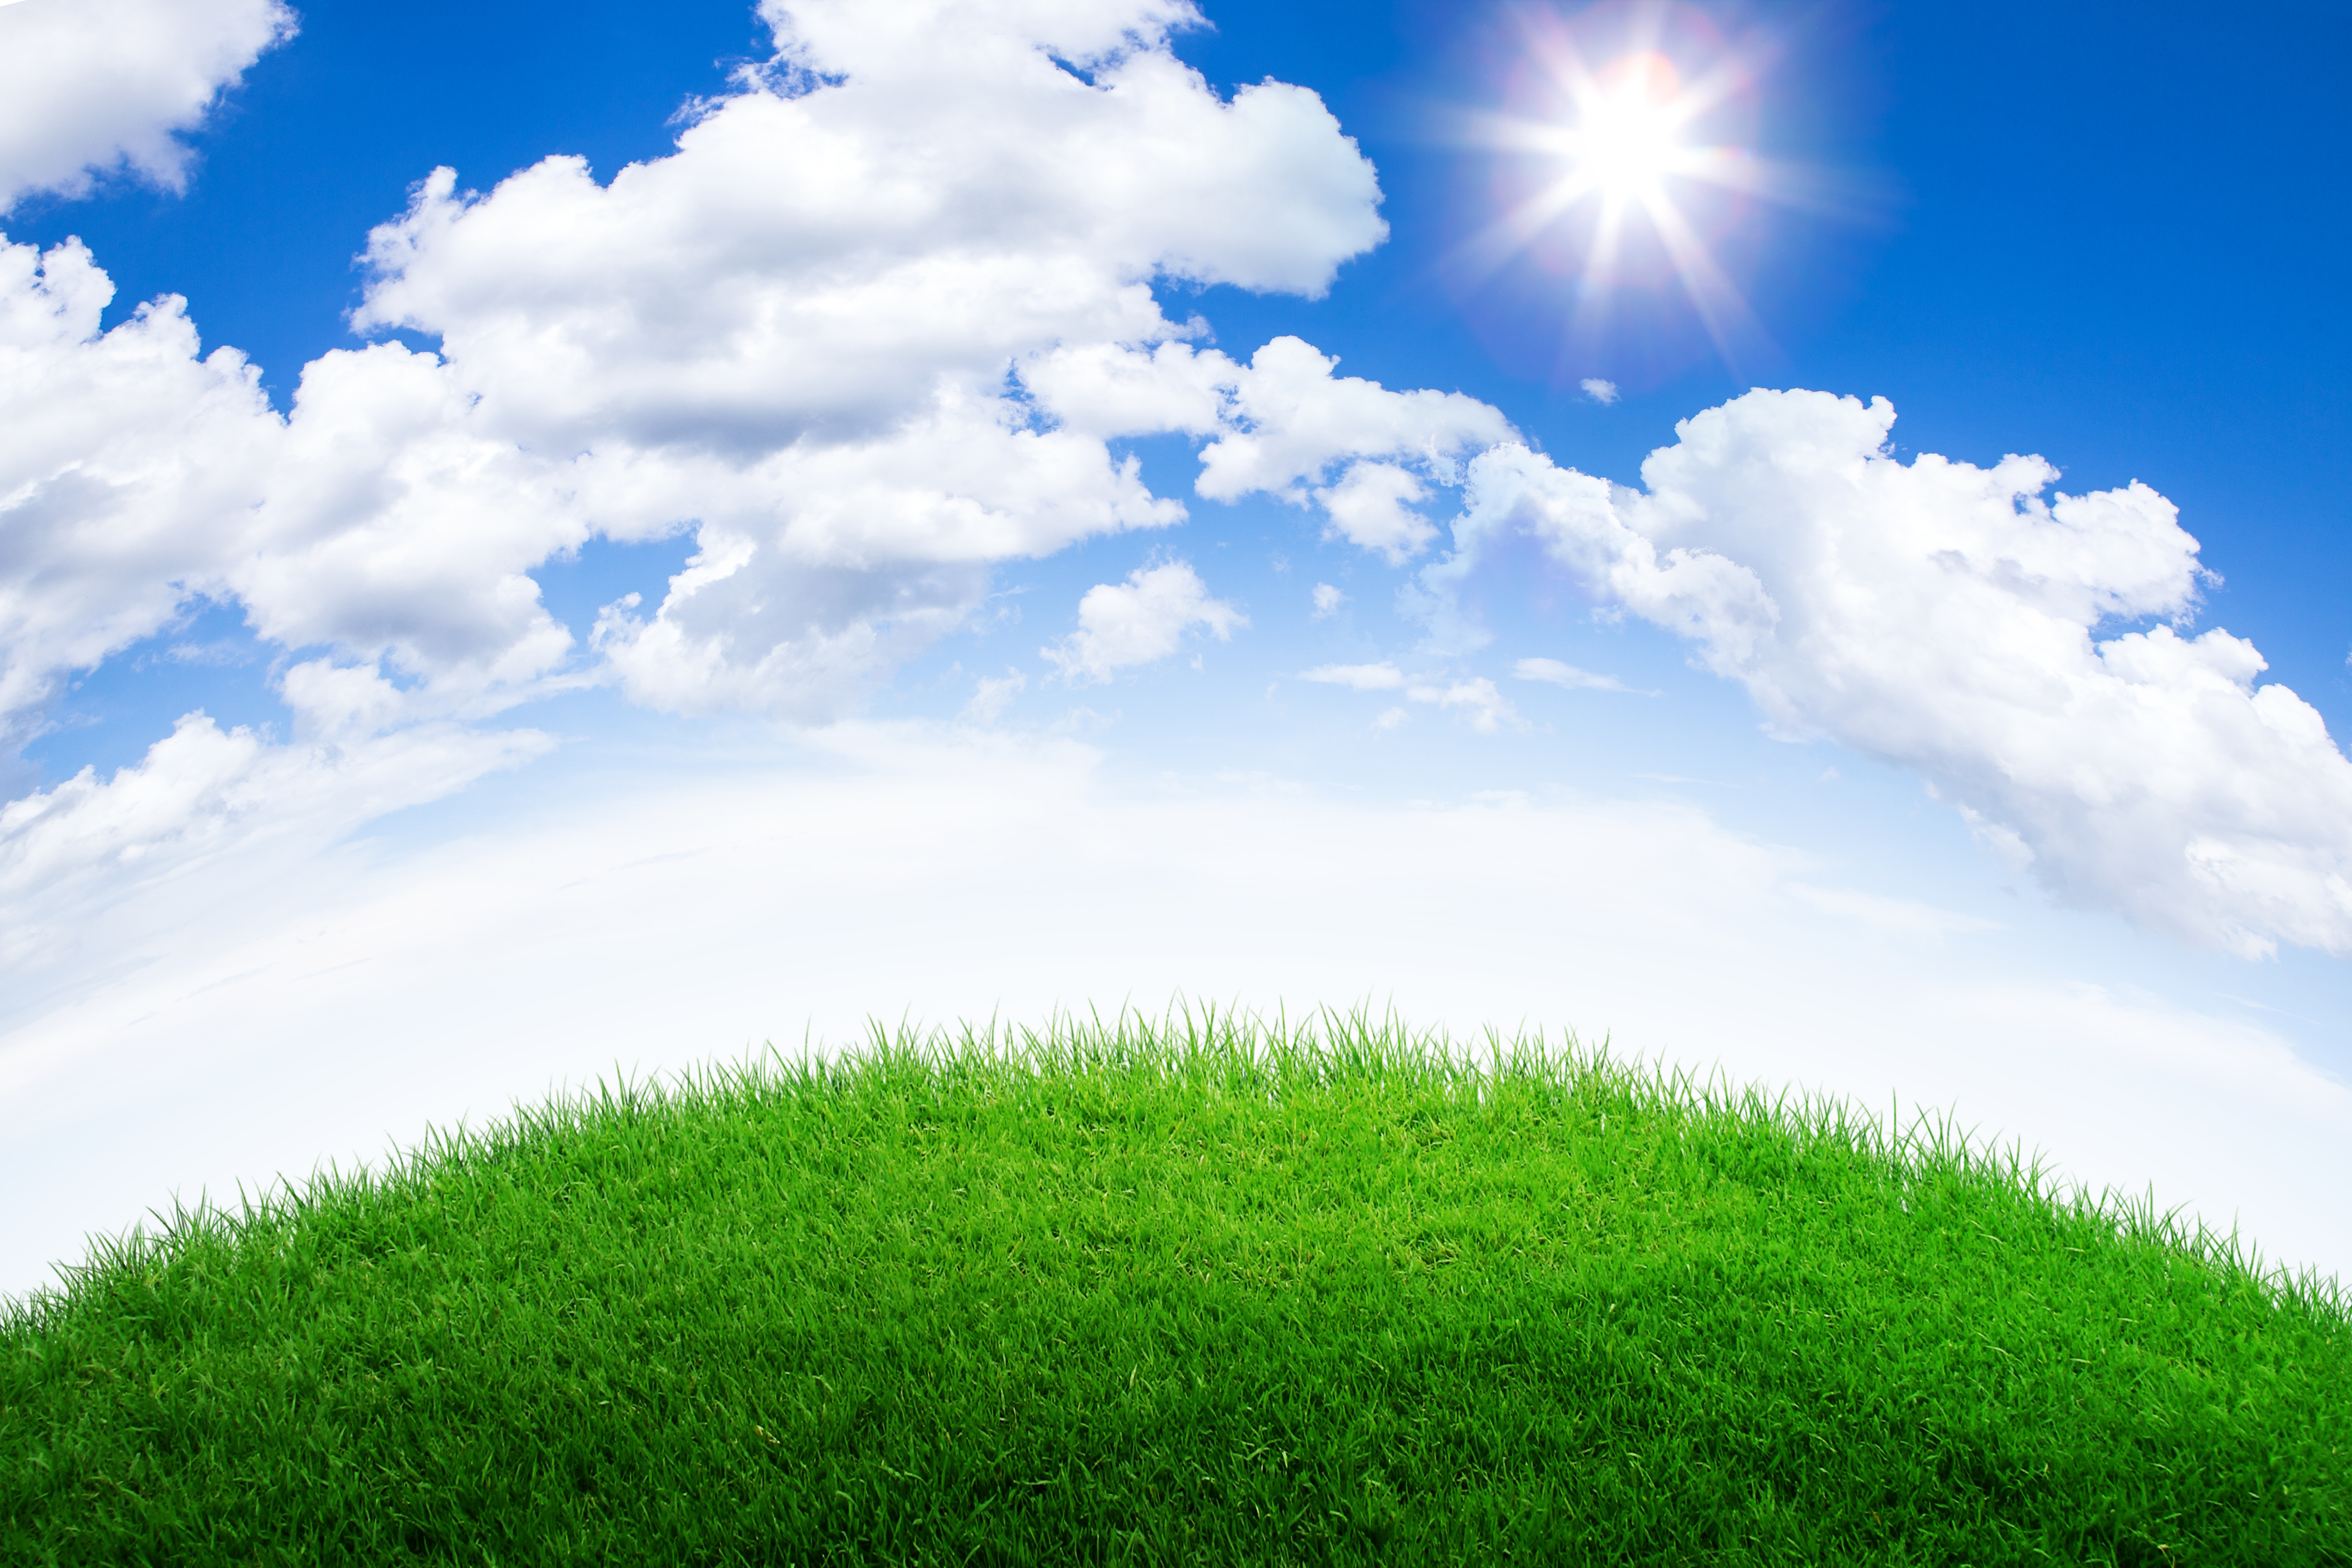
<box><xmin>3</xmin><ymin>1011</ymin><xmax>2347</xmax><ymax>1565</ymax></box>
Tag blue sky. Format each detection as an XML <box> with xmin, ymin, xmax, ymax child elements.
<box><xmin>2</xmin><ymin>0</ymin><xmax>2349</xmax><ymax>1302</ymax></box>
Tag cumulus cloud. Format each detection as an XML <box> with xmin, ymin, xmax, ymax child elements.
<box><xmin>0</xmin><ymin>0</ymin><xmax>1483</xmax><ymax>761</ymax></box>
<box><xmin>1310</xmin><ymin>582</ymin><xmax>1345</xmax><ymax>618</ymax></box>
<box><xmin>0</xmin><ymin>0</ymin><xmax>1429</xmax><ymax>928</ymax></box>
<box><xmin>1</xmin><ymin>0</ymin><xmax>1404</xmax><ymax>758</ymax></box>
<box><xmin>1187</xmin><ymin>337</ymin><xmax>1516</xmax><ymax>505</ymax></box>
<box><xmin>0</xmin><ymin>241</ymin><xmax>588</xmax><ymax>744</ymax></box>
<box><xmin>0</xmin><ymin>0</ymin><xmax>295</xmax><ymax>212</ymax></box>
<box><xmin>1580</xmin><ymin>377</ymin><xmax>1620</xmax><ymax>406</ymax></box>
<box><xmin>344</xmin><ymin>0</ymin><xmax>1386</xmax><ymax>717</ymax></box>
<box><xmin>0</xmin><ymin>239</ymin><xmax>280</xmax><ymax>739</ymax></box>
<box><xmin>1430</xmin><ymin>389</ymin><xmax>2352</xmax><ymax>957</ymax></box>
<box><xmin>1022</xmin><ymin>334</ymin><xmax>1516</xmax><ymax>562</ymax></box>
<box><xmin>1043</xmin><ymin>560</ymin><xmax>1243</xmax><ymax>682</ymax></box>
<box><xmin>1313</xmin><ymin>460</ymin><xmax>1434</xmax><ymax>562</ymax></box>
<box><xmin>1</xmin><ymin>0</ymin><xmax>1397</xmax><ymax>769</ymax></box>
<box><xmin>243</xmin><ymin>342</ymin><xmax>593</xmax><ymax>721</ymax></box>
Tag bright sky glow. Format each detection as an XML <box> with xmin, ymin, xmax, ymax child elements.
<box><xmin>1561</xmin><ymin>51</ymin><xmax>1692</xmax><ymax>202</ymax></box>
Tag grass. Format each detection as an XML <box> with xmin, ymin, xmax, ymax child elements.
<box><xmin>3</xmin><ymin>1009</ymin><xmax>2348</xmax><ymax>1566</ymax></box>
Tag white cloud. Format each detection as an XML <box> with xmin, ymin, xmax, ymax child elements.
<box><xmin>1406</xmin><ymin>675</ymin><xmax>1520</xmax><ymax>733</ymax></box>
<box><xmin>1022</xmin><ymin>333</ymin><xmax>1517</xmax><ymax>562</ymax></box>
<box><xmin>0</xmin><ymin>709</ymin><xmax>548</xmax><ymax>977</ymax></box>
<box><xmin>1016</xmin><ymin>337</ymin><xmax>1235</xmax><ymax>442</ymax></box>
<box><xmin>1192</xmin><ymin>337</ymin><xmax>1515</xmax><ymax>562</ymax></box>
<box><xmin>242</xmin><ymin>342</ymin><xmax>591</xmax><ymax>721</ymax></box>
<box><xmin>1433</xmin><ymin>389</ymin><xmax>2352</xmax><ymax>957</ymax></box>
<box><xmin>342</xmin><ymin>0</ymin><xmax>1386</xmax><ymax>717</ymax></box>
<box><xmin>962</xmin><ymin>667</ymin><xmax>1026</xmax><ymax>724</ymax></box>
<box><xmin>0</xmin><ymin>239</ymin><xmax>281</xmax><ymax>740</ymax></box>
<box><xmin>1310</xmin><ymin>582</ymin><xmax>1345</xmax><ymax>618</ymax></box>
<box><xmin>0</xmin><ymin>0</ymin><xmax>1399</xmax><ymax>765</ymax></box>
<box><xmin>1299</xmin><ymin>661</ymin><xmax>1403</xmax><ymax>690</ymax></box>
<box><xmin>0</xmin><ymin>0</ymin><xmax>1397</xmax><ymax>805</ymax></box>
<box><xmin>1302</xmin><ymin>662</ymin><xmax>1519</xmax><ymax>731</ymax></box>
<box><xmin>1043</xmin><ymin>560</ymin><xmax>1243</xmax><ymax>682</ymax></box>
<box><xmin>0</xmin><ymin>244</ymin><xmax>588</xmax><ymax>745</ymax></box>
<box><xmin>1313</xmin><ymin>460</ymin><xmax>1432</xmax><ymax>562</ymax></box>
<box><xmin>0</xmin><ymin>0</ymin><xmax>1522</xmax><ymax>801</ymax></box>
<box><xmin>753</xmin><ymin>0</ymin><xmax>1382</xmax><ymax>299</ymax></box>
<box><xmin>1189</xmin><ymin>337</ymin><xmax>1516</xmax><ymax>504</ymax></box>
<box><xmin>1580</xmin><ymin>377</ymin><xmax>1619</xmax><ymax>406</ymax></box>
<box><xmin>1513</xmin><ymin>656</ymin><xmax>1648</xmax><ymax>695</ymax></box>
<box><xmin>0</xmin><ymin>0</ymin><xmax>295</xmax><ymax>212</ymax></box>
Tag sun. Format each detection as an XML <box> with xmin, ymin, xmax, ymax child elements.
<box><xmin>1563</xmin><ymin>51</ymin><xmax>1693</xmax><ymax>204</ymax></box>
<box><xmin>1512</xmin><ymin>42</ymin><xmax>1746</xmax><ymax>325</ymax></box>
<box><xmin>1451</xmin><ymin>10</ymin><xmax>1796</xmax><ymax>370</ymax></box>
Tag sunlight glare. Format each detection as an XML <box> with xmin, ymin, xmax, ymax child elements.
<box><xmin>1450</xmin><ymin>5</ymin><xmax>1803</xmax><ymax>374</ymax></box>
<box><xmin>1569</xmin><ymin>52</ymin><xmax>1688</xmax><ymax>202</ymax></box>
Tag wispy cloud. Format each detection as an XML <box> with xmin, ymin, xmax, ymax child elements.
<box><xmin>1513</xmin><ymin>656</ymin><xmax>1653</xmax><ymax>695</ymax></box>
<box><xmin>961</xmin><ymin>668</ymin><xmax>1026</xmax><ymax>724</ymax></box>
<box><xmin>1299</xmin><ymin>661</ymin><xmax>1404</xmax><ymax>690</ymax></box>
<box><xmin>1405</xmin><ymin>676</ymin><xmax>1522</xmax><ymax>733</ymax></box>
<box><xmin>1785</xmin><ymin>883</ymin><xmax>2001</xmax><ymax>938</ymax></box>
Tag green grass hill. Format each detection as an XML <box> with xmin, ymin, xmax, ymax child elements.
<box><xmin>4</xmin><ymin>1011</ymin><xmax>2347</xmax><ymax>1564</ymax></box>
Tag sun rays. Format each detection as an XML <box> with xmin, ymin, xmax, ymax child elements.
<box><xmin>1451</xmin><ymin>3</ymin><xmax>1808</xmax><ymax>371</ymax></box>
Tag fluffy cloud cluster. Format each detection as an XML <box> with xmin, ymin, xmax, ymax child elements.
<box><xmin>0</xmin><ymin>240</ymin><xmax>585</xmax><ymax>747</ymax></box>
<box><xmin>1431</xmin><ymin>390</ymin><xmax>2352</xmax><ymax>957</ymax></box>
<box><xmin>0</xmin><ymin>239</ymin><xmax>277</xmax><ymax>731</ymax></box>
<box><xmin>0</xmin><ymin>0</ymin><xmax>295</xmax><ymax>212</ymax></box>
<box><xmin>2</xmin><ymin>0</ymin><xmax>1411</xmax><ymax>749</ymax></box>
<box><xmin>1024</xmin><ymin>335</ymin><xmax>1516</xmax><ymax>562</ymax></box>
<box><xmin>346</xmin><ymin>0</ymin><xmax>1396</xmax><ymax>718</ymax></box>
<box><xmin>0</xmin><ymin>0</ymin><xmax>1419</xmax><ymax>929</ymax></box>
<box><xmin>0</xmin><ymin>230</ymin><xmax>580</xmax><ymax>955</ymax></box>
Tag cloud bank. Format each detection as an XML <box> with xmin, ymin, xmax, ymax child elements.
<box><xmin>0</xmin><ymin>0</ymin><xmax>1399</xmax><ymax>921</ymax></box>
<box><xmin>1</xmin><ymin>0</ymin><xmax>1419</xmax><ymax>744</ymax></box>
<box><xmin>353</xmin><ymin>0</ymin><xmax>1389</xmax><ymax>720</ymax></box>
